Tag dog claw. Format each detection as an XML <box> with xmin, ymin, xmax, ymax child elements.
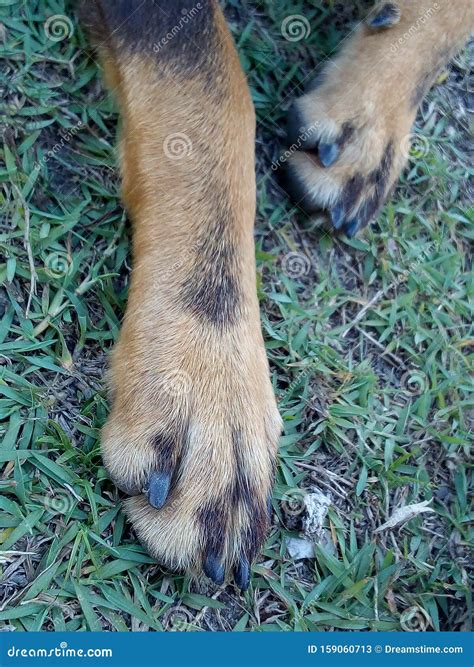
<box><xmin>367</xmin><ymin>2</ymin><xmax>401</xmax><ymax>29</ymax></box>
<box><xmin>234</xmin><ymin>557</ymin><xmax>250</xmax><ymax>591</ymax></box>
<box><xmin>203</xmin><ymin>552</ymin><xmax>225</xmax><ymax>585</ymax></box>
<box><xmin>319</xmin><ymin>142</ymin><xmax>340</xmax><ymax>168</ymax></box>
<box><xmin>146</xmin><ymin>471</ymin><xmax>171</xmax><ymax>510</ymax></box>
<box><xmin>330</xmin><ymin>203</ymin><xmax>346</xmax><ymax>230</ymax></box>
<box><xmin>345</xmin><ymin>218</ymin><xmax>361</xmax><ymax>238</ymax></box>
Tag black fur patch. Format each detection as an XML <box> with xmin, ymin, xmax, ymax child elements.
<box><xmin>198</xmin><ymin>498</ymin><xmax>227</xmax><ymax>557</ymax></box>
<box><xmin>357</xmin><ymin>191</ymin><xmax>383</xmax><ymax>227</ymax></box>
<box><xmin>287</xmin><ymin>104</ymin><xmax>318</xmax><ymax>150</ymax></box>
<box><xmin>79</xmin><ymin>0</ymin><xmax>217</xmax><ymax>73</ymax></box>
<box><xmin>231</xmin><ymin>429</ymin><xmax>272</xmax><ymax>561</ymax></box>
<box><xmin>239</xmin><ymin>497</ymin><xmax>268</xmax><ymax>562</ymax></box>
<box><xmin>340</xmin><ymin>173</ymin><xmax>366</xmax><ymax>213</ymax></box>
<box><xmin>232</xmin><ymin>429</ymin><xmax>253</xmax><ymax>508</ymax></box>
<box><xmin>338</xmin><ymin>122</ymin><xmax>355</xmax><ymax>146</ymax></box>
<box><xmin>150</xmin><ymin>431</ymin><xmax>177</xmax><ymax>472</ymax></box>
<box><xmin>150</xmin><ymin>419</ymin><xmax>190</xmax><ymax>477</ymax></box>
<box><xmin>180</xmin><ymin>198</ymin><xmax>241</xmax><ymax>327</ymax></box>
<box><xmin>369</xmin><ymin>141</ymin><xmax>394</xmax><ymax>189</ymax></box>
<box><xmin>360</xmin><ymin>141</ymin><xmax>394</xmax><ymax>224</ymax></box>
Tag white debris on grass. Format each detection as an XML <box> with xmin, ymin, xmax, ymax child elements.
<box><xmin>303</xmin><ymin>489</ymin><xmax>332</xmax><ymax>537</ymax></box>
<box><xmin>374</xmin><ymin>500</ymin><xmax>434</xmax><ymax>533</ymax></box>
<box><xmin>286</xmin><ymin>537</ymin><xmax>315</xmax><ymax>560</ymax></box>
<box><xmin>285</xmin><ymin>488</ymin><xmax>333</xmax><ymax>560</ymax></box>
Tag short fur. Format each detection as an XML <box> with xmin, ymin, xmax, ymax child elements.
<box><xmin>285</xmin><ymin>0</ymin><xmax>474</xmax><ymax>237</ymax></box>
<box><xmin>79</xmin><ymin>0</ymin><xmax>473</xmax><ymax>585</ymax></box>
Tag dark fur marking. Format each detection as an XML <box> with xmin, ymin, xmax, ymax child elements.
<box><xmin>341</xmin><ymin>173</ymin><xmax>365</xmax><ymax>213</ymax></box>
<box><xmin>231</xmin><ymin>429</ymin><xmax>273</xmax><ymax>561</ymax></box>
<box><xmin>357</xmin><ymin>191</ymin><xmax>381</xmax><ymax>227</ymax></box>
<box><xmin>337</xmin><ymin>142</ymin><xmax>393</xmax><ymax>233</ymax></box>
<box><xmin>338</xmin><ymin>122</ymin><xmax>355</xmax><ymax>146</ymax></box>
<box><xmin>287</xmin><ymin>104</ymin><xmax>318</xmax><ymax>150</ymax></box>
<box><xmin>360</xmin><ymin>141</ymin><xmax>394</xmax><ymax>225</ymax></box>
<box><xmin>232</xmin><ymin>428</ymin><xmax>253</xmax><ymax>508</ymax></box>
<box><xmin>369</xmin><ymin>141</ymin><xmax>394</xmax><ymax>190</ymax></box>
<box><xmin>328</xmin><ymin>174</ymin><xmax>365</xmax><ymax>230</ymax></box>
<box><xmin>150</xmin><ymin>431</ymin><xmax>177</xmax><ymax>472</ymax></box>
<box><xmin>198</xmin><ymin>498</ymin><xmax>227</xmax><ymax>557</ymax></box>
<box><xmin>79</xmin><ymin>0</ymin><xmax>218</xmax><ymax>75</ymax></box>
<box><xmin>240</xmin><ymin>497</ymin><xmax>268</xmax><ymax>562</ymax></box>
<box><xmin>181</xmin><ymin>198</ymin><xmax>241</xmax><ymax>327</ymax></box>
<box><xmin>150</xmin><ymin>418</ymin><xmax>190</xmax><ymax>479</ymax></box>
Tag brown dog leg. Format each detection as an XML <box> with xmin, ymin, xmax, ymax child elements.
<box><xmin>80</xmin><ymin>0</ymin><xmax>281</xmax><ymax>588</ymax></box>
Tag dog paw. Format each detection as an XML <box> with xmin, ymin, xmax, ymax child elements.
<box><xmin>283</xmin><ymin>6</ymin><xmax>430</xmax><ymax>237</ymax></box>
<box><xmin>101</xmin><ymin>313</ymin><xmax>281</xmax><ymax>589</ymax></box>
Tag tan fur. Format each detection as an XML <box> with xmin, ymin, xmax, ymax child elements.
<box><xmin>96</xmin><ymin>5</ymin><xmax>281</xmax><ymax>574</ymax></box>
<box><xmin>286</xmin><ymin>0</ymin><xmax>474</xmax><ymax>229</ymax></box>
<box><xmin>83</xmin><ymin>0</ymin><xmax>473</xmax><ymax>581</ymax></box>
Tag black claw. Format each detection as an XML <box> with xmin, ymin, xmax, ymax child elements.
<box><xmin>203</xmin><ymin>552</ymin><xmax>225</xmax><ymax>586</ymax></box>
<box><xmin>318</xmin><ymin>142</ymin><xmax>340</xmax><ymax>168</ymax></box>
<box><xmin>330</xmin><ymin>203</ymin><xmax>345</xmax><ymax>230</ymax></box>
<box><xmin>234</xmin><ymin>558</ymin><xmax>250</xmax><ymax>591</ymax></box>
<box><xmin>367</xmin><ymin>2</ymin><xmax>401</xmax><ymax>29</ymax></box>
<box><xmin>345</xmin><ymin>218</ymin><xmax>361</xmax><ymax>238</ymax></box>
<box><xmin>146</xmin><ymin>470</ymin><xmax>171</xmax><ymax>510</ymax></box>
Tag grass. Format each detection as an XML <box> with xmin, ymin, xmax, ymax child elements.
<box><xmin>0</xmin><ymin>0</ymin><xmax>472</xmax><ymax>632</ymax></box>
